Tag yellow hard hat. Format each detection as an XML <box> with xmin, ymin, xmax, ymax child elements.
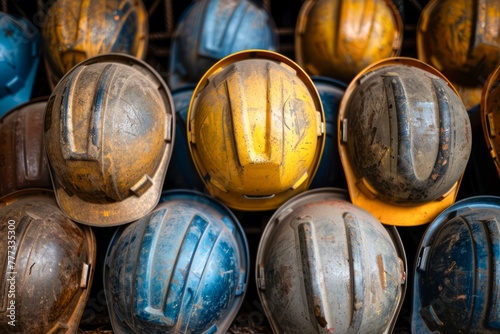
<box><xmin>338</xmin><ymin>57</ymin><xmax>472</xmax><ymax>226</ymax></box>
<box><xmin>42</xmin><ymin>0</ymin><xmax>148</xmax><ymax>90</ymax></box>
<box><xmin>295</xmin><ymin>0</ymin><xmax>403</xmax><ymax>83</ymax></box>
<box><xmin>188</xmin><ymin>50</ymin><xmax>325</xmax><ymax>211</ymax></box>
<box><xmin>417</xmin><ymin>0</ymin><xmax>500</xmax><ymax>85</ymax></box>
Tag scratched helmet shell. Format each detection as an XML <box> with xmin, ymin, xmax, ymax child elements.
<box><xmin>412</xmin><ymin>196</ymin><xmax>500</xmax><ymax>333</ymax></box>
<box><xmin>168</xmin><ymin>0</ymin><xmax>278</xmax><ymax>90</ymax></box>
<box><xmin>0</xmin><ymin>12</ymin><xmax>40</xmax><ymax>117</ymax></box>
<box><xmin>0</xmin><ymin>190</ymin><xmax>96</xmax><ymax>333</ymax></box>
<box><xmin>187</xmin><ymin>50</ymin><xmax>325</xmax><ymax>211</ymax></box>
<box><xmin>104</xmin><ymin>189</ymin><xmax>249</xmax><ymax>334</ymax></box>
<box><xmin>42</xmin><ymin>0</ymin><xmax>148</xmax><ymax>89</ymax></box>
<box><xmin>338</xmin><ymin>57</ymin><xmax>472</xmax><ymax>226</ymax></box>
<box><xmin>256</xmin><ymin>188</ymin><xmax>407</xmax><ymax>334</ymax></box>
<box><xmin>44</xmin><ymin>54</ymin><xmax>175</xmax><ymax>226</ymax></box>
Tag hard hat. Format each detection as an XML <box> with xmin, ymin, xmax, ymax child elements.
<box><xmin>295</xmin><ymin>0</ymin><xmax>403</xmax><ymax>83</ymax></box>
<box><xmin>417</xmin><ymin>0</ymin><xmax>500</xmax><ymax>85</ymax></box>
<box><xmin>42</xmin><ymin>0</ymin><xmax>148</xmax><ymax>90</ymax></box>
<box><xmin>0</xmin><ymin>98</ymin><xmax>51</xmax><ymax>197</ymax></box>
<box><xmin>338</xmin><ymin>57</ymin><xmax>472</xmax><ymax>226</ymax></box>
<box><xmin>412</xmin><ymin>195</ymin><xmax>500</xmax><ymax>333</ymax></box>
<box><xmin>309</xmin><ymin>76</ymin><xmax>347</xmax><ymax>189</ymax></box>
<box><xmin>0</xmin><ymin>12</ymin><xmax>40</xmax><ymax>117</ymax></box>
<box><xmin>44</xmin><ymin>54</ymin><xmax>175</xmax><ymax>226</ymax></box>
<box><xmin>163</xmin><ymin>84</ymin><xmax>205</xmax><ymax>191</ymax></box>
<box><xmin>187</xmin><ymin>50</ymin><xmax>325</xmax><ymax>211</ymax></box>
<box><xmin>481</xmin><ymin>64</ymin><xmax>500</xmax><ymax>178</ymax></box>
<box><xmin>256</xmin><ymin>188</ymin><xmax>407</xmax><ymax>334</ymax></box>
<box><xmin>0</xmin><ymin>189</ymin><xmax>96</xmax><ymax>333</ymax></box>
<box><xmin>168</xmin><ymin>0</ymin><xmax>278</xmax><ymax>90</ymax></box>
<box><xmin>104</xmin><ymin>189</ymin><xmax>249</xmax><ymax>334</ymax></box>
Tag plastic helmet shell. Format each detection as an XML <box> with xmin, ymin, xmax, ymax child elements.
<box><xmin>0</xmin><ymin>98</ymin><xmax>51</xmax><ymax>197</ymax></box>
<box><xmin>0</xmin><ymin>12</ymin><xmax>40</xmax><ymax>117</ymax></box>
<box><xmin>412</xmin><ymin>196</ymin><xmax>500</xmax><ymax>333</ymax></box>
<box><xmin>256</xmin><ymin>188</ymin><xmax>407</xmax><ymax>334</ymax></box>
<box><xmin>104</xmin><ymin>190</ymin><xmax>249</xmax><ymax>334</ymax></box>
<box><xmin>0</xmin><ymin>190</ymin><xmax>96</xmax><ymax>333</ymax></box>
<box><xmin>339</xmin><ymin>57</ymin><xmax>472</xmax><ymax>226</ymax></box>
<box><xmin>168</xmin><ymin>0</ymin><xmax>278</xmax><ymax>90</ymax></box>
<box><xmin>481</xmin><ymin>64</ymin><xmax>500</xmax><ymax>178</ymax></box>
<box><xmin>417</xmin><ymin>0</ymin><xmax>500</xmax><ymax>85</ymax></box>
<box><xmin>42</xmin><ymin>0</ymin><xmax>148</xmax><ymax>89</ymax></box>
<box><xmin>295</xmin><ymin>0</ymin><xmax>403</xmax><ymax>83</ymax></box>
<box><xmin>44</xmin><ymin>54</ymin><xmax>175</xmax><ymax>226</ymax></box>
<box><xmin>309</xmin><ymin>76</ymin><xmax>347</xmax><ymax>189</ymax></box>
<box><xmin>188</xmin><ymin>50</ymin><xmax>325</xmax><ymax>211</ymax></box>
<box><xmin>163</xmin><ymin>85</ymin><xmax>205</xmax><ymax>191</ymax></box>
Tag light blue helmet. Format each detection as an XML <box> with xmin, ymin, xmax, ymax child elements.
<box><xmin>168</xmin><ymin>0</ymin><xmax>278</xmax><ymax>90</ymax></box>
<box><xmin>0</xmin><ymin>13</ymin><xmax>40</xmax><ymax>117</ymax></box>
<box><xmin>163</xmin><ymin>85</ymin><xmax>205</xmax><ymax>191</ymax></box>
<box><xmin>412</xmin><ymin>196</ymin><xmax>500</xmax><ymax>333</ymax></box>
<box><xmin>309</xmin><ymin>76</ymin><xmax>347</xmax><ymax>189</ymax></box>
<box><xmin>104</xmin><ymin>190</ymin><xmax>249</xmax><ymax>333</ymax></box>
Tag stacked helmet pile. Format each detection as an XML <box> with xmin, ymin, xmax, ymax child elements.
<box><xmin>3</xmin><ymin>0</ymin><xmax>500</xmax><ymax>332</ymax></box>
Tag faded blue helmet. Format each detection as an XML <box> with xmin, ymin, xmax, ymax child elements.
<box><xmin>104</xmin><ymin>190</ymin><xmax>249</xmax><ymax>333</ymax></box>
<box><xmin>412</xmin><ymin>195</ymin><xmax>500</xmax><ymax>333</ymax></box>
<box><xmin>0</xmin><ymin>13</ymin><xmax>40</xmax><ymax>117</ymax></box>
<box><xmin>163</xmin><ymin>85</ymin><xmax>204</xmax><ymax>191</ymax></box>
<box><xmin>168</xmin><ymin>0</ymin><xmax>278</xmax><ymax>90</ymax></box>
<box><xmin>309</xmin><ymin>76</ymin><xmax>347</xmax><ymax>189</ymax></box>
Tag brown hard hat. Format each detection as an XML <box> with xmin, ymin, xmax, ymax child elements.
<box><xmin>0</xmin><ymin>98</ymin><xmax>52</xmax><ymax>197</ymax></box>
<box><xmin>0</xmin><ymin>189</ymin><xmax>96</xmax><ymax>333</ymax></box>
<box><xmin>44</xmin><ymin>54</ymin><xmax>175</xmax><ymax>226</ymax></box>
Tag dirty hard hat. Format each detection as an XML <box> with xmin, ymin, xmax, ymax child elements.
<box><xmin>0</xmin><ymin>98</ymin><xmax>52</xmax><ymax>197</ymax></box>
<box><xmin>295</xmin><ymin>0</ymin><xmax>403</xmax><ymax>83</ymax></box>
<box><xmin>187</xmin><ymin>50</ymin><xmax>325</xmax><ymax>211</ymax></box>
<box><xmin>338</xmin><ymin>57</ymin><xmax>472</xmax><ymax>226</ymax></box>
<box><xmin>0</xmin><ymin>189</ymin><xmax>96</xmax><ymax>333</ymax></box>
<box><xmin>256</xmin><ymin>188</ymin><xmax>407</xmax><ymax>334</ymax></box>
<box><xmin>44</xmin><ymin>54</ymin><xmax>175</xmax><ymax>226</ymax></box>
<box><xmin>42</xmin><ymin>0</ymin><xmax>148</xmax><ymax>89</ymax></box>
<box><xmin>168</xmin><ymin>0</ymin><xmax>278</xmax><ymax>90</ymax></box>
<box><xmin>104</xmin><ymin>189</ymin><xmax>249</xmax><ymax>334</ymax></box>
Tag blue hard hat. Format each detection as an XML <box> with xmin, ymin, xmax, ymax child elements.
<box><xmin>412</xmin><ymin>196</ymin><xmax>500</xmax><ymax>333</ymax></box>
<box><xmin>104</xmin><ymin>189</ymin><xmax>249</xmax><ymax>334</ymax></box>
<box><xmin>168</xmin><ymin>0</ymin><xmax>278</xmax><ymax>90</ymax></box>
<box><xmin>309</xmin><ymin>76</ymin><xmax>347</xmax><ymax>189</ymax></box>
<box><xmin>0</xmin><ymin>13</ymin><xmax>40</xmax><ymax>117</ymax></box>
<box><xmin>163</xmin><ymin>85</ymin><xmax>205</xmax><ymax>191</ymax></box>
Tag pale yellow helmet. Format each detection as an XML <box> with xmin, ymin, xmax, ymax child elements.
<box><xmin>295</xmin><ymin>0</ymin><xmax>403</xmax><ymax>83</ymax></box>
<box><xmin>188</xmin><ymin>50</ymin><xmax>325</xmax><ymax>211</ymax></box>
